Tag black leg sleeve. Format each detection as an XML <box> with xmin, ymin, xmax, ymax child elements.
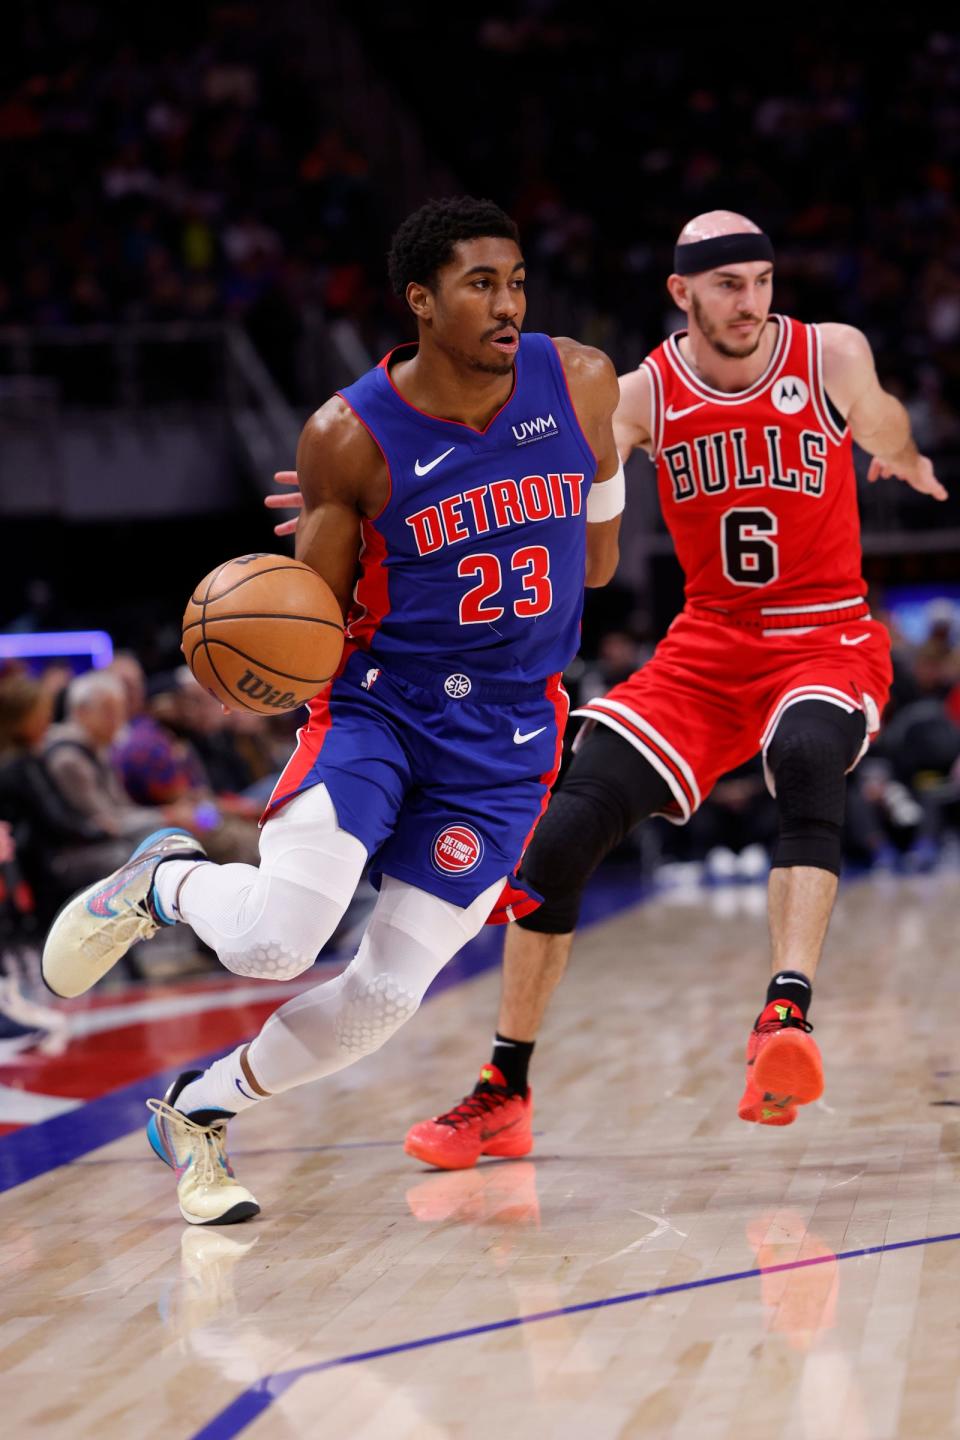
<box><xmin>517</xmin><ymin>724</ymin><xmax>674</xmax><ymax>934</ymax></box>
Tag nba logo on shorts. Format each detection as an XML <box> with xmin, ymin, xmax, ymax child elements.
<box><xmin>432</xmin><ymin>823</ymin><xmax>484</xmax><ymax>876</ymax></box>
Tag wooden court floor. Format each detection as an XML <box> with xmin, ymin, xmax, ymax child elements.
<box><xmin>3</xmin><ymin>871</ymin><xmax>960</xmax><ymax>1439</ymax></box>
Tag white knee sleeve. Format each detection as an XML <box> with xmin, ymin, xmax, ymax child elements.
<box><xmin>247</xmin><ymin>873</ymin><xmax>504</xmax><ymax>1093</ymax></box>
<box><xmin>175</xmin><ymin>786</ymin><xmax>367</xmax><ymax>980</ymax></box>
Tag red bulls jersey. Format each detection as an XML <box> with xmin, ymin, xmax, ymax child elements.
<box><xmin>643</xmin><ymin>316</ymin><xmax>866</xmax><ymax>625</ymax></box>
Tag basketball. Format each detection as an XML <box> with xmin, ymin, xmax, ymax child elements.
<box><xmin>182</xmin><ymin>553</ymin><xmax>344</xmax><ymax>714</ymax></box>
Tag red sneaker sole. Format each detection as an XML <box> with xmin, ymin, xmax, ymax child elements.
<box><xmin>753</xmin><ymin>1031</ymin><xmax>824</xmax><ymax>1106</ymax></box>
<box><xmin>403</xmin><ymin>1129</ymin><xmax>533</xmax><ymax>1171</ymax></box>
<box><xmin>403</xmin><ymin>1136</ymin><xmax>479</xmax><ymax>1171</ymax></box>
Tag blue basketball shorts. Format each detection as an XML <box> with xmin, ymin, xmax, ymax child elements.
<box><xmin>263</xmin><ymin>647</ymin><xmax>568</xmax><ymax>915</ymax></box>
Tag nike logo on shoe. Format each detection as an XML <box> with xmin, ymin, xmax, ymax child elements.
<box><xmin>414</xmin><ymin>446</ymin><xmax>456</xmax><ymax>476</ymax></box>
<box><xmin>840</xmin><ymin>633</ymin><xmax>871</xmax><ymax>646</ymax></box>
<box><xmin>513</xmin><ymin>726</ymin><xmax>547</xmax><ymax>745</ymax></box>
<box><xmin>480</xmin><ymin>1118</ymin><xmax>520</xmax><ymax>1142</ymax></box>
<box><xmin>666</xmin><ymin>402</ymin><xmax>706</xmax><ymax>420</ymax></box>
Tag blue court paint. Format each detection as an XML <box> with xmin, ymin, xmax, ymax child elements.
<box><xmin>192</xmin><ymin>1227</ymin><xmax>960</xmax><ymax>1440</ymax></box>
<box><xmin>0</xmin><ymin>1046</ymin><xmax>231</xmax><ymax>1195</ymax></box>
<box><xmin>0</xmin><ymin>871</ymin><xmax>644</xmax><ymax>1194</ymax></box>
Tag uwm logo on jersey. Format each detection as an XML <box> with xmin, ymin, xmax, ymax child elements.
<box><xmin>512</xmin><ymin>413</ymin><xmax>559</xmax><ymax>445</ymax></box>
<box><xmin>662</xmin><ymin>425</ymin><xmax>829</xmax><ymax>504</ymax></box>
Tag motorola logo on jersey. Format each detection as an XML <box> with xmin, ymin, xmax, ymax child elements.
<box><xmin>432</xmin><ymin>823</ymin><xmax>484</xmax><ymax>875</ymax></box>
<box><xmin>405</xmin><ymin>472</ymin><xmax>585</xmax><ymax>556</ymax></box>
<box><xmin>512</xmin><ymin>413</ymin><xmax>559</xmax><ymax>445</ymax></box>
<box><xmin>662</xmin><ymin>427</ymin><xmax>828</xmax><ymax>503</ymax></box>
<box><xmin>772</xmin><ymin>377</ymin><xmax>810</xmax><ymax>415</ymax></box>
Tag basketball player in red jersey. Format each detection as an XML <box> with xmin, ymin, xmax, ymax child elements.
<box><xmin>401</xmin><ymin>210</ymin><xmax>945</xmax><ymax>1165</ymax></box>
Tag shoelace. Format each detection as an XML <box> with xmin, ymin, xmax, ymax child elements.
<box><xmin>146</xmin><ymin>1099</ymin><xmax>227</xmax><ymax>1186</ymax></box>
<box><xmin>435</xmin><ymin>1085</ymin><xmax>513</xmax><ymax>1129</ymax></box>
<box><xmin>755</xmin><ymin>1013</ymin><xmax>814</xmax><ymax>1036</ymax></box>
<box><xmin>87</xmin><ymin>897</ymin><xmax>159</xmax><ymax>955</ymax></box>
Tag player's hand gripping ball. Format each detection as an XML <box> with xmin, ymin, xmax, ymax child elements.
<box><xmin>182</xmin><ymin>554</ymin><xmax>344</xmax><ymax>714</ymax></box>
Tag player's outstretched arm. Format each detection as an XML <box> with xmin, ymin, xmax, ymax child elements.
<box><xmin>555</xmin><ymin>338</ymin><xmax>623</xmax><ymax>587</ymax></box>
<box><xmin>294</xmin><ymin>398</ymin><xmax>385</xmax><ymax>619</ymax></box>
<box><xmin>614</xmin><ymin>366</ymin><xmax>654</xmax><ymax>462</ymax></box>
<box><xmin>264</xmin><ymin>470</ymin><xmax>302</xmax><ymax>537</ymax></box>
<box><xmin>820</xmin><ymin>323</ymin><xmax>946</xmax><ymax>501</ymax></box>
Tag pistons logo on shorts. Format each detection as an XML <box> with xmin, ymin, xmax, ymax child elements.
<box><xmin>432</xmin><ymin>823</ymin><xmax>484</xmax><ymax>876</ymax></box>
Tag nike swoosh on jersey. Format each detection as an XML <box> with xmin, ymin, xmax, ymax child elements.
<box><xmin>414</xmin><ymin>446</ymin><xmax>456</xmax><ymax>476</ymax></box>
<box><xmin>513</xmin><ymin>726</ymin><xmax>547</xmax><ymax>744</ymax></box>
<box><xmin>665</xmin><ymin>402</ymin><xmax>706</xmax><ymax>420</ymax></box>
<box><xmin>840</xmin><ymin>633</ymin><xmax>871</xmax><ymax>646</ymax></box>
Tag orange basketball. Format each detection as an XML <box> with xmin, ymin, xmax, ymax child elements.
<box><xmin>182</xmin><ymin>554</ymin><xmax>344</xmax><ymax>715</ymax></box>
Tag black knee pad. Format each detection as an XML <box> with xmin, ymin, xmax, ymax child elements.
<box><xmin>516</xmin><ymin>724</ymin><xmax>673</xmax><ymax>934</ymax></box>
<box><xmin>766</xmin><ymin>700</ymin><xmax>866</xmax><ymax>876</ymax></box>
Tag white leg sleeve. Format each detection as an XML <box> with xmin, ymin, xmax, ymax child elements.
<box><xmin>169</xmin><ymin>785</ymin><xmax>367</xmax><ymax>980</ymax></box>
<box><xmin>246</xmin><ymin>872</ymin><xmax>505</xmax><ymax>1094</ymax></box>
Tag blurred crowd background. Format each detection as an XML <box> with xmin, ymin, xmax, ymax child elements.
<box><xmin>3</xmin><ymin>3</ymin><xmax>960</xmax><ymax>1038</ymax></box>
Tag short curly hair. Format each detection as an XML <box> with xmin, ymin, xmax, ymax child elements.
<box><xmin>387</xmin><ymin>196</ymin><xmax>520</xmax><ymax>298</ymax></box>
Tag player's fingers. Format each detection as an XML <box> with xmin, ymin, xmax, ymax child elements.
<box><xmin>264</xmin><ymin>492</ymin><xmax>304</xmax><ymax>509</ymax></box>
<box><xmin>867</xmin><ymin>457</ymin><xmax>882</xmax><ymax>483</ymax></box>
<box><xmin>272</xmin><ymin>470</ymin><xmax>300</xmax><ymax>487</ymax></box>
<box><xmin>273</xmin><ymin>517</ymin><xmax>299</xmax><ymax>536</ymax></box>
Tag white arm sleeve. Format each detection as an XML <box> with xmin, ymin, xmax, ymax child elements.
<box><xmin>586</xmin><ymin>461</ymin><xmax>626</xmax><ymax>522</ymax></box>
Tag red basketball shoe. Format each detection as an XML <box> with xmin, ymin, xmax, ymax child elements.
<box><xmin>738</xmin><ymin>1000</ymin><xmax>823</xmax><ymax>1126</ymax></box>
<box><xmin>404</xmin><ymin>1065</ymin><xmax>533</xmax><ymax>1170</ymax></box>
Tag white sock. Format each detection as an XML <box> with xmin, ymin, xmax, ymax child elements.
<box><xmin>176</xmin><ymin>1046</ymin><xmax>267</xmax><ymax>1117</ymax></box>
<box><xmin>153</xmin><ymin>859</ymin><xmax>208</xmax><ymax>922</ymax></box>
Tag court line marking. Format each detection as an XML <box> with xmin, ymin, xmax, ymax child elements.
<box><xmin>192</xmin><ymin>1227</ymin><xmax>960</xmax><ymax>1440</ymax></box>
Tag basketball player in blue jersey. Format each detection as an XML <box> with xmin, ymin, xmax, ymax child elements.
<box><xmin>41</xmin><ymin>197</ymin><xmax>625</xmax><ymax>1225</ymax></box>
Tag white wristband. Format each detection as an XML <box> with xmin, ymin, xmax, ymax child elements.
<box><xmin>586</xmin><ymin>461</ymin><xmax>625</xmax><ymax>522</ymax></box>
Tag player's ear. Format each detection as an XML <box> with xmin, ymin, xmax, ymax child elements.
<box><xmin>406</xmin><ymin>280</ymin><xmax>433</xmax><ymax>324</ymax></box>
<box><xmin>666</xmin><ymin>273</ymin><xmax>691</xmax><ymax>314</ymax></box>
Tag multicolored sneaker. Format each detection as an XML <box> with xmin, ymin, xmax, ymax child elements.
<box><xmin>42</xmin><ymin>828</ymin><xmax>206</xmax><ymax>998</ymax></box>
<box><xmin>404</xmin><ymin>1064</ymin><xmax>533</xmax><ymax>1170</ymax></box>
<box><xmin>738</xmin><ymin>999</ymin><xmax>823</xmax><ymax>1125</ymax></box>
<box><xmin>146</xmin><ymin>1070</ymin><xmax>259</xmax><ymax>1226</ymax></box>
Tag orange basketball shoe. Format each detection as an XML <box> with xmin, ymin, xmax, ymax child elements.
<box><xmin>404</xmin><ymin>1064</ymin><xmax>533</xmax><ymax>1170</ymax></box>
<box><xmin>738</xmin><ymin>1000</ymin><xmax>823</xmax><ymax>1126</ymax></box>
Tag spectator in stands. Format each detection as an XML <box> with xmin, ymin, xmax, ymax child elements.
<box><xmin>0</xmin><ymin>670</ymin><xmax>118</xmax><ymax>924</ymax></box>
<box><xmin>111</xmin><ymin>659</ymin><xmax>259</xmax><ymax>864</ymax></box>
<box><xmin>43</xmin><ymin>671</ymin><xmax>189</xmax><ymax>843</ymax></box>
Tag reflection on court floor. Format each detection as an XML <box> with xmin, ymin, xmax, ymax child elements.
<box><xmin>2</xmin><ymin>871</ymin><xmax>960</xmax><ymax>1439</ymax></box>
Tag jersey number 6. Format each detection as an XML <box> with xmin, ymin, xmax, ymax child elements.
<box><xmin>458</xmin><ymin>546</ymin><xmax>554</xmax><ymax>624</ymax></box>
<box><xmin>721</xmin><ymin>507</ymin><xmax>779</xmax><ymax>587</ymax></box>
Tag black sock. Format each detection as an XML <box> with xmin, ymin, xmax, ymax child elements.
<box><xmin>766</xmin><ymin>969</ymin><xmax>813</xmax><ymax>1019</ymax></box>
<box><xmin>479</xmin><ymin>1033</ymin><xmax>534</xmax><ymax>1095</ymax></box>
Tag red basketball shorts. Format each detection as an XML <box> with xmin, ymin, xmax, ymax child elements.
<box><xmin>572</xmin><ymin>609</ymin><xmax>893</xmax><ymax>823</ymax></box>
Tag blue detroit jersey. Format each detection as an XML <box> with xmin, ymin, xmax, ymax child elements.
<box><xmin>337</xmin><ymin>333</ymin><xmax>597</xmax><ymax>684</ymax></box>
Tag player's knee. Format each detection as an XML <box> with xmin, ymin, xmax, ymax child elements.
<box><xmin>217</xmin><ymin>878</ymin><xmax>348</xmax><ymax>981</ymax></box>
<box><xmin>516</xmin><ymin>790</ymin><xmax>620</xmax><ymax>935</ymax></box>
<box><xmin>767</xmin><ymin>703</ymin><xmax>863</xmax><ymax>875</ymax></box>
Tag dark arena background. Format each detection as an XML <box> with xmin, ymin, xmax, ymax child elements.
<box><xmin>3</xmin><ymin>7</ymin><xmax>960</xmax><ymax>1438</ymax></box>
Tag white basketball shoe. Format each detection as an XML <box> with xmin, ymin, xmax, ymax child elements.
<box><xmin>147</xmin><ymin>1070</ymin><xmax>260</xmax><ymax>1226</ymax></box>
<box><xmin>41</xmin><ymin>828</ymin><xmax>206</xmax><ymax>998</ymax></box>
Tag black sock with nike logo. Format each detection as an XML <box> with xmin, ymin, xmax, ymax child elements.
<box><xmin>477</xmin><ymin>1033</ymin><xmax>534</xmax><ymax>1096</ymax></box>
<box><xmin>766</xmin><ymin>969</ymin><xmax>813</xmax><ymax>1019</ymax></box>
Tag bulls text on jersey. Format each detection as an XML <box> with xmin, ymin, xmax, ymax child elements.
<box><xmin>662</xmin><ymin>426</ymin><xmax>828</xmax><ymax>503</ymax></box>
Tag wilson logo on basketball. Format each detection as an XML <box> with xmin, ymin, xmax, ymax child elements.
<box><xmin>237</xmin><ymin>669</ymin><xmax>301</xmax><ymax>710</ymax></box>
<box><xmin>432</xmin><ymin>824</ymin><xmax>484</xmax><ymax>875</ymax></box>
